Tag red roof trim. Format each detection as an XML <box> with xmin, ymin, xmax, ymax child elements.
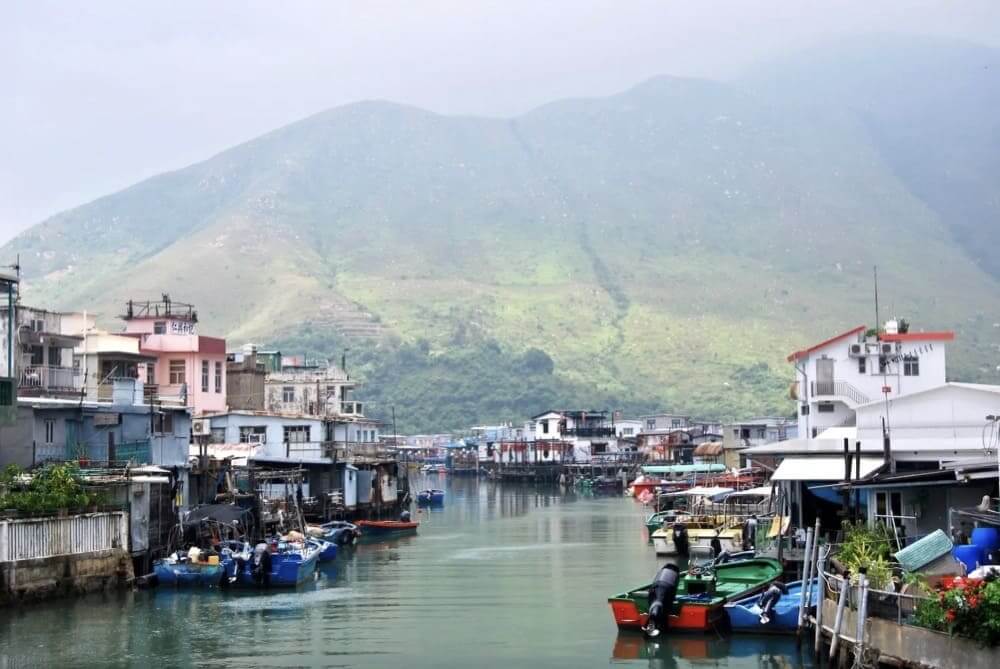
<box><xmin>881</xmin><ymin>331</ymin><xmax>955</xmax><ymax>343</ymax></box>
<box><xmin>787</xmin><ymin>325</ymin><xmax>866</xmax><ymax>363</ymax></box>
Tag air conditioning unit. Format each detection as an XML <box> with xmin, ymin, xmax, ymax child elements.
<box><xmin>881</xmin><ymin>343</ymin><xmax>895</xmax><ymax>355</ymax></box>
<box><xmin>247</xmin><ymin>433</ymin><xmax>264</xmax><ymax>444</ymax></box>
<box><xmin>848</xmin><ymin>343</ymin><xmax>864</xmax><ymax>357</ymax></box>
<box><xmin>192</xmin><ymin>419</ymin><xmax>209</xmax><ymax>435</ymax></box>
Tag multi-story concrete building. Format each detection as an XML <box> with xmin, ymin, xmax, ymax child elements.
<box><xmin>121</xmin><ymin>297</ymin><xmax>227</xmax><ymax>415</ymax></box>
<box><xmin>0</xmin><ymin>304</ymin><xmax>82</xmax><ymax>399</ymax></box>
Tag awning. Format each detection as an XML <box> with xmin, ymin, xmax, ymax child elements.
<box><xmin>665</xmin><ymin>486</ymin><xmax>734</xmax><ymax>498</ymax></box>
<box><xmin>771</xmin><ymin>457</ymin><xmax>884</xmax><ymax>482</ymax></box>
<box><xmin>642</xmin><ymin>463</ymin><xmax>726</xmax><ymax>475</ymax></box>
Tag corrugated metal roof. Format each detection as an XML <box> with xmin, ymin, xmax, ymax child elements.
<box><xmin>894</xmin><ymin>529</ymin><xmax>953</xmax><ymax>572</ymax></box>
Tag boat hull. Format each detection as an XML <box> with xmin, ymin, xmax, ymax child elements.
<box><xmin>416</xmin><ymin>490</ymin><xmax>445</xmax><ymax>505</ymax></box>
<box><xmin>153</xmin><ymin>560</ymin><xmax>225</xmax><ymax>587</ymax></box>
<box><xmin>356</xmin><ymin>520</ymin><xmax>419</xmax><ymax>541</ymax></box>
<box><xmin>608</xmin><ymin>558</ymin><xmax>782</xmax><ymax>633</ymax></box>
<box><xmin>725</xmin><ymin>579</ymin><xmax>817</xmax><ymax>633</ymax></box>
<box><xmin>651</xmin><ymin>526</ymin><xmax>742</xmax><ymax>556</ymax></box>
<box><xmin>237</xmin><ymin>549</ymin><xmax>319</xmax><ymax>587</ymax></box>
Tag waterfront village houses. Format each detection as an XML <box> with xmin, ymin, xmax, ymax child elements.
<box><xmin>743</xmin><ymin>319</ymin><xmax>1000</xmax><ymax>538</ymax></box>
<box><xmin>121</xmin><ymin>298</ymin><xmax>227</xmax><ymax>415</ymax></box>
<box><xmin>530</xmin><ymin>410</ymin><xmax>620</xmax><ymax>463</ymax></box>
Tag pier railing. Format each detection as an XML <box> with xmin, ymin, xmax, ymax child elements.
<box><xmin>0</xmin><ymin>512</ymin><xmax>129</xmax><ymax>562</ymax></box>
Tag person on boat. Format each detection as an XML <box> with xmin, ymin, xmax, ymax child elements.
<box><xmin>671</xmin><ymin>523</ymin><xmax>689</xmax><ymax>557</ymax></box>
<box><xmin>710</xmin><ymin>532</ymin><xmax>722</xmax><ymax>558</ymax></box>
<box><xmin>643</xmin><ymin>563</ymin><xmax>680</xmax><ymax>638</ymax></box>
<box><xmin>757</xmin><ymin>581</ymin><xmax>789</xmax><ymax>624</ymax></box>
<box><xmin>743</xmin><ymin>514</ymin><xmax>758</xmax><ymax>551</ymax></box>
<box><xmin>400</xmin><ymin>509</ymin><xmax>411</xmax><ymax>522</ymax></box>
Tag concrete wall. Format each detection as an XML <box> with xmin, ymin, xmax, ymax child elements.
<box><xmin>0</xmin><ymin>406</ymin><xmax>39</xmax><ymax>467</ymax></box>
<box><xmin>0</xmin><ymin>548</ymin><xmax>133</xmax><ymax>604</ymax></box>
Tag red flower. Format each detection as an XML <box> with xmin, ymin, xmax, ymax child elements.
<box><xmin>968</xmin><ymin>596</ymin><xmax>979</xmax><ymax>608</ymax></box>
<box><xmin>945</xmin><ymin>610</ymin><xmax>957</xmax><ymax>622</ymax></box>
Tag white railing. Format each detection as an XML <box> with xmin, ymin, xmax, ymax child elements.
<box><xmin>20</xmin><ymin>365</ymin><xmax>81</xmax><ymax>391</ymax></box>
<box><xmin>0</xmin><ymin>512</ymin><xmax>128</xmax><ymax>562</ymax></box>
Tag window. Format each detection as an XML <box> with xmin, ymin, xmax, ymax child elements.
<box><xmin>44</xmin><ymin>419</ymin><xmax>55</xmax><ymax>445</ymax></box>
<box><xmin>209</xmin><ymin>428</ymin><xmax>226</xmax><ymax>444</ymax></box>
<box><xmin>239</xmin><ymin>426</ymin><xmax>267</xmax><ymax>443</ymax></box>
<box><xmin>623</xmin><ymin>427</ymin><xmax>633</xmax><ymax>436</ymax></box>
<box><xmin>146</xmin><ymin>362</ymin><xmax>156</xmax><ymax>385</ymax></box>
<box><xmin>153</xmin><ymin>412</ymin><xmax>174</xmax><ymax>435</ymax></box>
<box><xmin>858</xmin><ymin>357</ymin><xmax>866</xmax><ymax>374</ymax></box>
<box><xmin>671</xmin><ymin>419</ymin><xmax>682</xmax><ymax>428</ymax></box>
<box><xmin>903</xmin><ymin>355</ymin><xmax>920</xmax><ymax>377</ymax></box>
<box><xmin>801</xmin><ymin>405</ymin><xmax>810</xmax><ymax>415</ymax></box>
<box><xmin>282</xmin><ymin>386</ymin><xmax>295</xmax><ymax>403</ymax></box>
<box><xmin>646</xmin><ymin>419</ymin><xmax>656</xmax><ymax>431</ymax></box>
<box><xmin>875</xmin><ymin>491</ymin><xmax>903</xmax><ymax>525</ymax></box>
<box><xmin>817</xmin><ymin>403</ymin><xmax>835</xmax><ymax>413</ymax></box>
<box><xmin>30</xmin><ymin>346</ymin><xmax>44</xmax><ymax>365</ymax></box>
<box><xmin>169</xmin><ymin>359</ymin><xmax>185</xmax><ymax>385</ymax></box>
<box><xmin>541</xmin><ymin>420</ymin><xmax>549</xmax><ymax>434</ymax></box>
<box><xmin>214</xmin><ymin>361</ymin><xmax>222</xmax><ymax>393</ymax></box>
<box><xmin>201</xmin><ymin>360</ymin><xmax>209</xmax><ymax>393</ymax></box>
<box><xmin>740</xmin><ymin>428</ymin><xmax>750</xmax><ymax>439</ymax></box>
<box><xmin>153</xmin><ymin>321</ymin><xmax>166</xmax><ymax>334</ymax></box>
<box><xmin>283</xmin><ymin>425</ymin><xmax>311</xmax><ymax>443</ymax></box>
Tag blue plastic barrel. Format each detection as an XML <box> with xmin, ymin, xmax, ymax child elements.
<box><xmin>971</xmin><ymin>527</ymin><xmax>1000</xmax><ymax>553</ymax></box>
<box><xmin>953</xmin><ymin>544</ymin><xmax>985</xmax><ymax>572</ymax></box>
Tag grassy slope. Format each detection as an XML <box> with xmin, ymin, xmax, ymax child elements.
<box><xmin>4</xmin><ymin>46</ymin><xmax>1000</xmax><ymax>432</ymax></box>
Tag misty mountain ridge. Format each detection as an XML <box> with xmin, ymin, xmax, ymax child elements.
<box><xmin>5</xmin><ymin>36</ymin><xmax>1000</xmax><ymax>431</ymax></box>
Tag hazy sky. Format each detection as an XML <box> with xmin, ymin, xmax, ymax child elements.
<box><xmin>3</xmin><ymin>1</ymin><xmax>999</xmax><ymax>243</ymax></box>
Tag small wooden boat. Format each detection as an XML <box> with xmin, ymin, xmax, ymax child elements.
<box><xmin>417</xmin><ymin>489</ymin><xmax>445</xmax><ymax>505</ymax></box>
<box><xmin>608</xmin><ymin>557</ymin><xmax>782</xmax><ymax>632</ymax></box>
<box><xmin>153</xmin><ymin>550</ymin><xmax>226</xmax><ymax>587</ymax></box>
<box><xmin>725</xmin><ymin>579</ymin><xmax>817</xmax><ymax>633</ymax></box>
<box><xmin>316</xmin><ymin>521</ymin><xmax>361</xmax><ymax>546</ymax></box>
<box><xmin>356</xmin><ymin>519</ymin><xmax>419</xmax><ymax>540</ymax></box>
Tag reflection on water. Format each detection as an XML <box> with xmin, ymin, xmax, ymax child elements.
<box><xmin>0</xmin><ymin>476</ymin><xmax>814</xmax><ymax>668</ymax></box>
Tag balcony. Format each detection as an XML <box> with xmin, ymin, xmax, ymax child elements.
<box><xmin>563</xmin><ymin>426</ymin><xmax>616</xmax><ymax>438</ymax></box>
<box><xmin>20</xmin><ymin>365</ymin><xmax>81</xmax><ymax>393</ymax></box>
<box><xmin>810</xmin><ymin>380</ymin><xmax>871</xmax><ymax>407</ymax></box>
<box><xmin>340</xmin><ymin>401</ymin><xmax>364</xmax><ymax>417</ymax></box>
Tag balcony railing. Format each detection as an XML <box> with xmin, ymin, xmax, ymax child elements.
<box><xmin>563</xmin><ymin>426</ymin><xmax>616</xmax><ymax>438</ymax></box>
<box><xmin>20</xmin><ymin>365</ymin><xmax>81</xmax><ymax>391</ymax></box>
<box><xmin>811</xmin><ymin>380</ymin><xmax>871</xmax><ymax>405</ymax></box>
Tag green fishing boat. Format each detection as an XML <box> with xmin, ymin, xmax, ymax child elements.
<box><xmin>609</xmin><ymin>557</ymin><xmax>782</xmax><ymax>632</ymax></box>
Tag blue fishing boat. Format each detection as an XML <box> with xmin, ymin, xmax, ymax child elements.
<box><xmin>236</xmin><ymin>541</ymin><xmax>321</xmax><ymax>587</ymax></box>
<box><xmin>153</xmin><ymin>550</ymin><xmax>226</xmax><ymax>587</ymax></box>
<box><xmin>319</xmin><ymin>521</ymin><xmax>361</xmax><ymax>546</ymax></box>
<box><xmin>724</xmin><ymin>579</ymin><xmax>818</xmax><ymax>633</ymax></box>
<box><xmin>308</xmin><ymin>537</ymin><xmax>338</xmax><ymax>562</ymax></box>
<box><xmin>417</xmin><ymin>489</ymin><xmax>445</xmax><ymax>505</ymax></box>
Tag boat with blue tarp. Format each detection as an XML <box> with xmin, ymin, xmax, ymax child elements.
<box><xmin>417</xmin><ymin>489</ymin><xmax>445</xmax><ymax>505</ymax></box>
<box><xmin>724</xmin><ymin>579</ymin><xmax>818</xmax><ymax>633</ymax></box>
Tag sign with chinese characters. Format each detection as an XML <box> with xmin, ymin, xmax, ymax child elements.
<box><xmin>93</xmin><ymin>413</ymin><xmax>120</xmax><ymax>426</ymax></box>
<box><xmin>169</xmin><ymin>320</ymin><xmax>196</xmax><ymax>335</ymax></box>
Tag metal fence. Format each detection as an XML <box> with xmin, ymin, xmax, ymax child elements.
<box><xmin>824</xmin><ymin>570</ymin><xmax>930</xmax><ymax>625</ymax></box>
<box><xmin>0</xmin><ymin>511</ymin><xmax>128</xmax><ymax>562</ymax></box>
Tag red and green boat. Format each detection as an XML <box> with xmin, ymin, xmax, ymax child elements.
<box><xmin>608</xmin><ymin>558</ymin><xmax>782</xmax><ymax>632</ymax></box>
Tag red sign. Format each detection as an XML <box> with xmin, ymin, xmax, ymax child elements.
<box><xmin>882</xmin><ymin>386</ymin><xmax>892</xmax><ymax>394</ymax></box>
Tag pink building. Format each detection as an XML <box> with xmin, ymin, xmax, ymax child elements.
<box><xmin>121</xmin><ymin>297</ymin><xmax>227</xmax><ymax>415</ymax></box>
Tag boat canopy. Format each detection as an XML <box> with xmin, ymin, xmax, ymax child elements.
<box><xmin>641</xmin><ymin>463</ymin><xmax>726</xmax><ymax>475</ymax></box>
<box><xmin>725</xmin><ymin>485</ymin><xmax>775</xmax><ymax>499</ymax></box>
<box><xmin>664</xmin><ymin>486</ymin><xmax>734</xmax><ymax>499</ymax></box>
<box><xmin>771</xmin><ymin>457</ymin><xmax>883</xmax><ymax>482</ymax></box>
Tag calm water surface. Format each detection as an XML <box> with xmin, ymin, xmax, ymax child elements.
<box><xmin>0</xmin><ymin>476</ymin><xmax>815</xmax><ymax>668</ymax></box>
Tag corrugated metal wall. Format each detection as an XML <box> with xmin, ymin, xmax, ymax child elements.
<box><xmin>0</xmin><ymin>512</ymin><xmax>128</xmax><ymax>562</ymax></box>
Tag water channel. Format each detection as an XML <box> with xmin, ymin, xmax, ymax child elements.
<box><xmin>0</xmin><ymin>476</ymin><xmax>817</xmax><ymax>668</ymax></box>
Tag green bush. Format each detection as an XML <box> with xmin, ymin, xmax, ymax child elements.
<box><xmin>837</xmin><ymin>520</ymin><xmax>894</xmax><ymax>590</ymax></box>
<box><xmin>0</xmin><ymin>463</ymin><xmax>103</xmax><ymax>515</ymax></box>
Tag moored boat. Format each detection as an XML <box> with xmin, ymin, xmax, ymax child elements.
<box><xmin>236</xmin><ymin>540</ymin><xmax>320</xmax><ymax>587</ymax></box>
<box><xmin>651</xmin><ymin>524</ymin><xmax>743</xmax><ymax>557</ymax></box>
<box><xmin>317</xmin><ymin>521</ymin><xmax>361</xmax><ymax>546</ymax></box>
<box><xmin>308</xmin><ymin>537</ymin><xmax>339</xmax><ymax>562</ymax></box>
<box><xmin>356</xmin><ymin>519</ymin><xmax>419</xmax><ymax>540</ymax></box>
<box><xmin>644</xmin><ymin>511</ymin><xmax>693</xmax><ymax>543</ymax></box>
<box><xmin>725</xmin><ymin>578</ymin><xmax>817</xmax><ymax>633</ymax></box>
<box><xmin>608</xmin><ymin>557</ymin><xmax>782</xmax><ymax>633</ymax></box>
<box><xmin>153</xmin><ymin>549</ymin><xmax>226</xmax><ymax>587</ymax></box>
<box><xmin>417</xmin><ymin>489</ymin><xmax>446</xmax><ymax>505</ymax></box>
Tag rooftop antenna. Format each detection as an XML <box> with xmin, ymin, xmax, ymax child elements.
<box><xmin>873</xmin><ymin>265</ymin><xmax>881</xmax><ymax>335</ymax></box>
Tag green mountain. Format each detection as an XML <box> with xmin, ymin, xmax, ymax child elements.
<box><xmin>6</xmin><ymin>38</ymin><xmax>1000</xmax><ymax>432</ymax></box>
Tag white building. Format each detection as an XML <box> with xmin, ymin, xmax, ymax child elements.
<box><xmin>531</xmin><ymin>410</ymin><xmax>620</xmax><ymax>462</ymax></box>
<box><xmin>788</xmin><ymin>321</ymin><xmax>952</xmax><ymax>438</ymax></box>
